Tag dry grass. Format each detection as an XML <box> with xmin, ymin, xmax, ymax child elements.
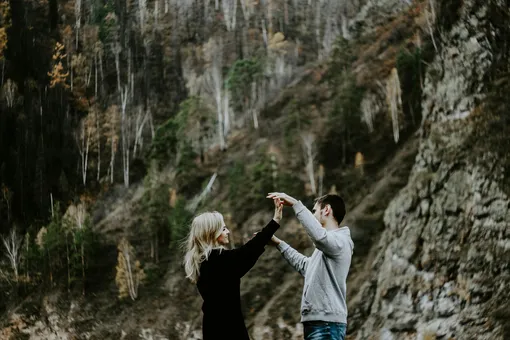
<box><xmin>423</xmin><ymin>333</ymin><xmax>437</xmax><ymax>340</ymax></box>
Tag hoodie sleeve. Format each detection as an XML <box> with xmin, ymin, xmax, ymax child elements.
<box><xmin>276</xmin><ymin>241</ymin><xmax>309</xmax><ymax>277</ymax></box>
<box><xmin>292</xmin><ymin>201</ymin><xmax>345</xmax><ymax>257</ymax></box>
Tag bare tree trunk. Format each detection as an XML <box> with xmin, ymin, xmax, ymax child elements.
<box><xmin>133</xmin><ymin>107</ymin><xmax>149</xmax><ymax>157</ymax></box>
<box><xmin>426</xmin><ymin>0</ymin><xmax>438</xmax><ymax>53</ymax></box>
<box><xmin>121</xmin><ymin>86</ymin><xmax>130</xmax><ymax>187</ymax></box>
<box><xmin>155</xmin><ymin>233</ymin><xmax>159</xmax><ymax>263</ymax></box>
<box><xmin>123</xmin><ymin>247</ymin><xmax>137</xmax><ymax>300</ymax></box>
<box><xmin>99</xmin><ymin>53</ymin><xmax>105</xmax><ymax>94</ymax></box>
<box><xmin>1</xmin><ymin>59</ymin><xmax>5</xmax><ymax>86</ymax></box>
<box><xmin>262</xmin><ymin>19</ymin><xmax>268</xmax><ymax>47</ymax></box>
<box><xmin>223</xmin><ymin>90</ymin><xmax>231</xmax><ymax>136</ymax></box>
<box><xmin>318</xmin><ymin>165</ymin><xmax>324</xmax><ymax>197</ymax></box>
<box><xmin>66</xmin><ymin>233</ymin><xmax>71</xmax><ymax>293</ymax></box>
<box><xmin>113</xmin><ymin>44</ymin><xmax>121</xmax><ymax>93</ymax></box>
<box><xmin>1</xmin><ymin>228</ymin><xmax>23</xmax><ymax>281</ymax></box>
<box><xmin>386</xmin><ymin>68</ymin><xmax>402</xmax><ymax>143</ymax></box>
<box><xmin>94</xmin><ymin>53</ymin><xmax>98</xmax><ymax>98</ymax></box>
<box><xmin>81</xmin><ymin>243</ymin><xmax>85</xmax><ymax>295</ymax></box>
<box><xmin>75</xmin><ymin>0</ymin><xmax>81</xmax><ymax>49</ymax></box>
<box><xmin>78</xmin><ymin>121</ymin><xmax>92</xmax><ymax>186</ymax></box>
<box><xmin>25</xmin><ymin>233</ymin><xmax>30</xmax><ymax>282</ymax></box>
<box><xmin>248</xmin><ymin>81</ymin><xmax>259</xmax><ymax>129</ymax></box>
<box><xmin>97</xmin><ymin>110</ymin><xmax>101</xmax><ymax>181</ymax></box>
<box><xmin>301</xmin><ymin>133</ymin><xmax>317</xmax><ymax>194</ymax></box>
<box><xmin>70</xmin><ymin>54</ymin><xmax>74</xmax><ymax>91</ymax></box>
<box><xmin>110</xmin><ymin>139</ymin><xmax>116</xmax><ymax>184</ymax></box>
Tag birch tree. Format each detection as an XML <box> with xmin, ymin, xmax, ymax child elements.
<box><xmin>1</xmin><ymin>228</ymin><xmax>23</xmax><ymax>281</ymax></box>
<box><xmin>426</xmin><ymin>0</ymin><xmax>438</xmax><ymax>52</ymax></box>
<box><xmin>361</xmin><ymin>92</ymin><xmax>379</xmax><ymax>133</ymax></box>
<box><xmin>386</xmin><ymin>68</ymin><xmax>403</xmax><ymax>143</ymax></box>
<box><xmin>138</xmin><ymin>0</ymin><xmax>148</xmax><ymax>34</ymax></box>
<box><xmin>75</xmin><ymin>0</ymin><xmax>82</xmax><ymax>48</ymax></box>
<box><xmin>2</xmin><ymin>79</ymin><xmax>16</xmax><ymax>108</ymax></box>
<box><xmin>133</xmin><ymin>106</ymin><xmax>151</xmax><ymax>158</ymax></box>
<box><xmin>64</xmin><ymin>202</ymin><xmax>88</xmax><ymax>294</ymax></box>
<box><xmin>202</xmin><ymin>38</ymin><xmax>226</xmax><ymax>150</ymax></box>
<box><xmin>222</xmin><ymin>0</ymin><xmax>237</xmax><ymax>31</ymax></box>
<box><xmin>301</xmin><ymin>132</ymin><xmax>317</xmax><ymax>195</ymax></box>
<box><xmin>239</xmin><ymin>0</ymin><xmax>253</xmax><ymax>22</ymax></box>
<box><xmin>76</xmin><ymin>111</ymin><xmax>97</xmax><ymax>186</ymax></box>
<box><xmin>186</xmin><ymin>173</ymin><xmax>218</xmax><ymax>212</ymax></box>
<box><xmin>105</xmin><ymin>105</ymin><xmax>120</xmax><ymax>183</ymax></box>
<box><xmin>120</xmin><ymin>86</ymin><xmax>131</xmax><ymax>187</ymax></box>
<box><xmin>115</xmin><ymin>238</ymin><xmax>145</xmax><ymax>300</ymax></box>
<box><xmin>318</xmin><ymin>164</ymin><xmax>324</xmax><ymax>197</ymax></box>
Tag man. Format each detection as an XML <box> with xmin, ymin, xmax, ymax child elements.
<box><xmin>266</xmin><ymin>192</ymin><xmax>354</xmax><ymax>340</ymax></box>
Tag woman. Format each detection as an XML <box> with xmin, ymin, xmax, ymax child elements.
<box><xmin>183</xmin><ymin>199</ymin><xmax>283</xmax><ymax>340</ymax></box>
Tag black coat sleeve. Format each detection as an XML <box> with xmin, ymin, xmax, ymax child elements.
<box><xmin>224</xmin><ymin>219</ymin><xmax>280</xmax><ymax>278</ymax></box>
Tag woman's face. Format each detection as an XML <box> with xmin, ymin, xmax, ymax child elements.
<box><xmin>217</xmin><ymin>225</ymin><xmax>230</xmax><ymax>245</ymax></box>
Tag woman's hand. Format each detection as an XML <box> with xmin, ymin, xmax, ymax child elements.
<box><xmin>273</xmin><ymin>198</ymin><xmax>283</xmax><ymax>223</ymax></box>
<box><xmin>267</xmin><ymin>192</ymin><xmax>298</xmax><ymax>206</ymax></box>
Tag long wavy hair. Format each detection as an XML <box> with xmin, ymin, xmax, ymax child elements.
<box><xmin>183</xmin><ymin>211</ymin><xmax>225</xmax><ymax>284</ymax></box>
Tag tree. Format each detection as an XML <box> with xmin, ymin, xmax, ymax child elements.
<box><xmin>1</xmin><ymin>227</ymin><xmax>23</xmax><ymax>281</ymax></box>
<box><xmin>226</xmin><ymin>58</ymin><xmax>263</xmax><ymax>128</ymax></box>
<box><xmin>133</xmin><ymin>106</ymin><xmax>152</xmax><ymax>158</ymax></box>
<box><xmin>48</xmin><ymin>42</ymin><xmax>69</xmax><ymax>88</ymax></box>
<box><xmin>202</xmin><ymin>38</ymin><xmax>227</xmax><ymax>150</ymax></box>
<box><xmin>64</xmin><ymin>202</ymin><xmax>89</xmax><ymax>294</ymax></box>
<box><xmin>74</xmin><ymin>0</ymin><xmax>82</xmax><ymax>48</ymax></box>
<box><xmin>115</xmin><ymin>238</ymin><xmax>145</xmax><ymax>300</ymax></box>
<box><xmin>143</xmin><ymin>161</ymin><xmax>171</xmax><ymax>262</ymax></box>
<box><xmin>120</xmin><ymin>86</ymin><xmax>131</xmax><ymax>187</ymax></box>
<box><xmin>318</xmin><ymin>164</ymin><xmax>324</xmax><ymax>196</ymax></box>
<box><xmin>222</xmin><ymin>0</ymin><xmax>237</xmax><ymax>31</ymax></box>
<box><xmin>386</xmin><ymin>68</ymin><xmax>403</xmax><ymax>143</ymax></box>
<box><xmin>1</xmin><ymin>184</ymin><xmax>12</xmax><ymax>223</ymax></box>
<box><xmin>360</xmin><ymin>91</ymin><xmax>380</xmax><ymax>133</ymax></box>
<box><xmin>1</xmin><ymin>79</ymin><xmax>17</xmax><ymax>107</ymax></box>
<box><xmin>76</xmin><ymin>110</ymin><xmax>98</xmax><ymax>186</ymax></box>
<box><xmin>301</xmin><ymin>132</ymin><xmax>317</xmax><ymax>195</ymax></box>
<box><xmin>104</xmin><ymin>105</ymin><xmax>120</xmax><ymax>183</ymax></box>
<box><xmin>0</xmin><ymin>0</ymin><xmax>10</xmax><ymax>62</ymax></box>
<box><xmin>354</xmin><ymin>152</ymin><xmax>364</xmax><ymax>176</ymax></box>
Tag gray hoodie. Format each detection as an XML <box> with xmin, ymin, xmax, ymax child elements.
<box><xmin>277</xmin><ymin>201</ymin><xmax>354</xmax><ymax>324</ymax></box>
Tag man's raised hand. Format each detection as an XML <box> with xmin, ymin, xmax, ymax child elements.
<box><xmin>267</xmin><ymin>192</ymin><xmax>298</xmax><ymax>207</ymax></box>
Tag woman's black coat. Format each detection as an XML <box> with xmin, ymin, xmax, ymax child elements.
<box><xmin>196</xmin><ymin>219</ymin><xmax>280</xmax><ymax>340</ymax></box>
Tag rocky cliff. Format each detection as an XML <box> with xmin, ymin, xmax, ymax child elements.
<box><xmin>350</xmin><ymin>0</ymin><xmax>510</xmax><ymax>339</ymax></box>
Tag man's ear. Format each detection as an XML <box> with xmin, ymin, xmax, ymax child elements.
<box><xmin>325</xmin><ymin>204</ymin><xmax>331</xmax><ymax>216</ymax></box>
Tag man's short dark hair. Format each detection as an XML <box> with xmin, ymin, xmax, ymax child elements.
<box><xmin>314</xmin><ymin>194</ymin><xmax>346</xmax><ymax>223</ymax></box>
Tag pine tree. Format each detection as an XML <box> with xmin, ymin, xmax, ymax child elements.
<box><xmin>115</xmin><ymin>238</ymin><xmax>145</xmax><ymax>300</ymax></box>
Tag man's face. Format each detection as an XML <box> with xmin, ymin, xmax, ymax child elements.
<box><xmin>312</xmin><ymin>203</ymin><xmax>325</xmax><ymax>227</ymax></box>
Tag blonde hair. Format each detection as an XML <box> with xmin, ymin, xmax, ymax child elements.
<box><xmin>183</xmin><ymin>211</ymin><xmax>225</xmax><ymax>283</ymax></box>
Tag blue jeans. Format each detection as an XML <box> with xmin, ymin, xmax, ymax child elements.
<box><xmin>303</xmin><ymin>321</ymin><xmax>347</xmax><ymax>340</ymax></box>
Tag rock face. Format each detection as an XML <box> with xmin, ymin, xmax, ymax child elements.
<box><xmin>349</xmin><ymin>0</ymin><xmax>413</xmax><ymax>38</ymax></box>
<box><xmin>350</xmin><ymin>0</ymin><xmax>510</xmax><ymax>339</ymax></box>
